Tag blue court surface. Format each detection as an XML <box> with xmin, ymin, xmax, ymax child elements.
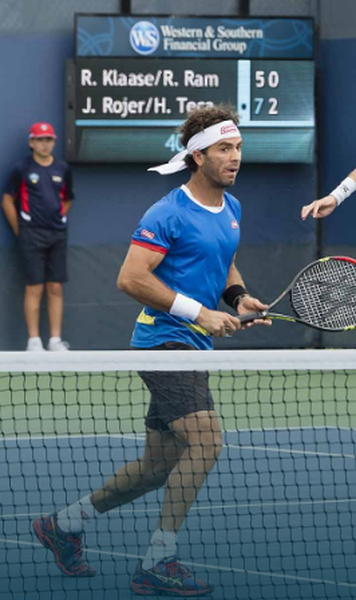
<box><xmin>1</xmin><ymin>428</ymin><xmax>356</xmax><ymax>600</ymax></box>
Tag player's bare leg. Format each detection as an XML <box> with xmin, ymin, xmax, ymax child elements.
<box><xmin>160</xmin><ymin>409</ymin><xmax>223</xmax><ymax>531</ymax></box>
<box><xmin>46</xmin><ymin>282</ymin><xmax>63</xmax><ymax>338</ymax></box>
<box><xmin>33</xmin><ymin>429</ymin><xmax>184</xmax><ymax>577</ymax></box>
<box><xmin>24</xmin><ymin>284</ymin><xmax>44</xmax><ymax>337</ymax></box>
<box><xmin>92</xmin><ymin>428</ymin><xmax>185</xmax><ymax>511</ymax></box>
<box><xmin>131</xmin><ymin>410</ymin><xmax>221</xmax><ymax>596</ymax></box>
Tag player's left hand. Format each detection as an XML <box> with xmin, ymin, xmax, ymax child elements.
<box><xmin>301</xmin><ymin>195</ymin><xmax>337</xmax><ymax>220</ymax></box>
<box><xmin>237</xmin><ymin>296</ymin><xmax>272</xmax><ymax>327</ymax></box>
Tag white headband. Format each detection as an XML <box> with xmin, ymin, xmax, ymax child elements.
<box><xmin>148</xmin><ymin>120</ymin><xmax>241</xmax><ymax>175</ymax></box>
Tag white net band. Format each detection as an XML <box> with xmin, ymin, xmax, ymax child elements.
<box><xmin>1</xmin><ymin>349</ymin><xmax>356</xmax><ymax>372</ymax></box>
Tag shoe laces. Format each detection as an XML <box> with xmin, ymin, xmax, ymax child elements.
<box><xmin>166</xmin><ymin>561</ymin><xmax>191</xmax><ymax>580</ymax></box>
<box><xmin>69</xmin><ymin>536</ymin><xmax>83</xmax><ymax>561</ymax></box>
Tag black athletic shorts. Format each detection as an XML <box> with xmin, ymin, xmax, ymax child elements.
<box><xmin>18</xmin><ymin>226</ymin><xmax>68</xmax><ymax>285</ymax></box>
<box><xmin>137</xmin><ymin>342</ymin><xmax>215</xmax><ymax>432</ymax></box>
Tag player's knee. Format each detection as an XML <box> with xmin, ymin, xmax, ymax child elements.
<box><xmin>194</xmin><ymin>416</ymin><xmax>223</xmax><ymax>459</ymax></box>
<box><xmin>184</xmin><ymin>433</ymin><xmax>222</xmax><ymax>472</ymax></box>
<box><xmin>25</xmin><ymin>284</ymin><xmax>44</xmax><ymax>298</ymax></box>
<box><xmin>46</xmin><ymin>282</ymin><xmax>62</xmax><ymax>297</ymax></box>
<box><xmin>203</xmin><ymin>430</ymin><xmax>223</xmax><ymax>462</ymax></box>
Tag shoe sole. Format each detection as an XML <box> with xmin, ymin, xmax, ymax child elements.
<box><xmin>130</xmin><ymin>582</ymin><xmax>214</xmax><ymax>597</ymax></box>
<box><xmin>32</xmin><ymin>518</ymin><xmax>96</xmax><ymax>577</ymax></box>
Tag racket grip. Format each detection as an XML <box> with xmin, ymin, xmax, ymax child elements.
<box><xmin>239</xmin><ymin>311</ymin><xmax>268</xmax><ymax>324</ymax></box>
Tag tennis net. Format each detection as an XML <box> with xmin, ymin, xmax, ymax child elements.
<box><xmin>1</xmin><ymin>349</ymin><xmax>356</xmax><ymax>600</ymax></box>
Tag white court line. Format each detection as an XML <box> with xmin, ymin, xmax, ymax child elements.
<box><xmin>1</xmin><ymin>432</ymin><xmax>354</xmax><ymax>459</ymax></box>
<box><xmin>2</xmin><ymin>425</ymin><xmax>356</xmax><ymax>443</ymax></box>
<box><xmin>2</xmin><ymin>497</ymin><xmax>356</xmax><ymax>520</ymax></box>
<box><xmin>0</xmin><ymin>536</ymin><xmax>355</xmax><ymax>590</ymax></box>
<box><xmin>110</xmin><ymin>497</ymin><xmax>356</xmax><ymax>514</ymax></box>
<box><xmin>0</xmin><ymin>432</ymin><xmax>146</xmax><ymax>443</ymax></box>
<box><xmin>2</xmin><ymin>426</ymin><xmax>355</xmax><ymax>444</ymax></box>
<box><xmin>225</xmin><ymin>443</ymin><xmax>356</xmax><ymax>460</ymax></box>
<box><xmin>226</xmin><ymin>425</ymin><xmax>356</xmax><ymax>433</ymax></box>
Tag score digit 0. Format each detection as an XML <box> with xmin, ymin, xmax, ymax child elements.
<box><xmin>255</xmin><ymin>70</ymin><xmax>280</xmax><ymax>88</ymax></box>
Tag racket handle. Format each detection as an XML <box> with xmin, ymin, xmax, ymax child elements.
<box><xmin>239</xmin><ymin>310</ymin><xmax>268</xmax><ymax>324</ymax></box>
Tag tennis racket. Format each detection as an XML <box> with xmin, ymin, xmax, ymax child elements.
<box><xmin>239</xmin><ymin>256</ymin><xmax>356</xmax><ymax>331</ymax></box>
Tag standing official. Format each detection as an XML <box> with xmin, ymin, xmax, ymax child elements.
<box><xmin>2</xmin><ymin>122</ymin><xmax>74</xmax><ymax>351</ymax></box>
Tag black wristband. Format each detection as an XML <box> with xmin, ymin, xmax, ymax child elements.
<box><xmin>222</xmin><ymin>285</ymin><xmax>248</xmax><ymax>310</ymax></box>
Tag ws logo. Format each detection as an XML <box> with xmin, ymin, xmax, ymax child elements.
<box><xmin>129</xmin><ymin>21</ymin><xmax>160</xmax><ymax>55</ymax></box>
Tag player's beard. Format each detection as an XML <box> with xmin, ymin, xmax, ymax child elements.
<box><xmin>202</xmin><ymin>161</ymin><xmax>239</xmax><ymax>189</ymax></box>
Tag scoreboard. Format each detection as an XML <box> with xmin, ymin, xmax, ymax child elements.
<box><xmin>65</xmin><ymin>16</ymin><xmax>315</xmax><ymax>164</ymax></box>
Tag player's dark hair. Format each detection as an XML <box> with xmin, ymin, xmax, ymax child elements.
<box><xmin>179</xmin><ymin>104</ymin><xmax>239</xmax><ymax>172</ymax></box>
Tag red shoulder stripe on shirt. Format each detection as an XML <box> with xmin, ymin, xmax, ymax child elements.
<box><xmin>59</xmin><ymin>183</ymin><xmax>67</xmax><ymax>215</ymax></box>
<box><xmin>131</xmin><ymin>240</ymin><xmax>168</xmax><ymax>255</ymax></box>
<box><xmin>19</xmin><ymin>179</ymin><xmax>29</xmax><ymax>214</ymax></box>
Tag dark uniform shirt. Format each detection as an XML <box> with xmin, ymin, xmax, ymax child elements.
<box><xmin>5</xmin><ymin>156</ymin><xmax>74</xmax><ymax>230</ymax></box>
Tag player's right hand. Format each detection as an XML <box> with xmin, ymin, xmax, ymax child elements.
<box><xmin>301</xmin><ymin>195</ymin><xmax>337</xmax><ymax>220</ymax></box>
<box><xmin>196</xmin><ymin>307</ymin><xmax>241</xmax><ymax>337</ymax></box>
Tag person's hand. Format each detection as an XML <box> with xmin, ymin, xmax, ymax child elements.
<box><xmin>237</xmin><ymin>295</ymin><xmax>272</xmax><ymax>327</ymax></box>
<box><xmin>196</xmin><ymin>306</ymin><xmax>241</xmax><ymax>337</ymax></box>
<box><xmin>301</xmin><ymin>195</ymin><xmax>337</xmax><ymax>220</ymax></box>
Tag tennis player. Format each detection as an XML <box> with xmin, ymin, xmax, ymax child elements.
<box><xmin>301</xmin><ymin>168</ymin><xmax>356</xmax><ymax>220</ymax></box>
<box><xmin>33</xmin><ymin>104</ymin><xmax>270</xmax><ymax>596</ymax></box>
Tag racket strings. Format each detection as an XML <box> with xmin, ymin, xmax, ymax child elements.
<box><xmin>292</xmin><ymin>260</ymin><xmax>356</xmax><ymax>329</ymax></box>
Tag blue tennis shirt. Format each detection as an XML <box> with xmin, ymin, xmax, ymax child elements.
<box><xmin>130</xmin><ymin>185</ymin><xmax>241</xmax><ymax>350</ymax></box>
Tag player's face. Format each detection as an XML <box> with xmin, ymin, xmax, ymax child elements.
<box><xmin>198</xmin><ymin>137</ymin><xmax>242</xmax><ymax>188</ymax></box>
<box><xmin>29</xmin><ymin>137</ymin><xmax>55</xmax><ymax>158</ymax></box>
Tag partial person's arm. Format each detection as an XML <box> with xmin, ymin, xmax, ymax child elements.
<box><xmin>2</xmin><ymin>193</ymin><xmax>19</xmax><ymax>236</ymax></box>
<box><xmin>301</xmin><ymin>169</ymin><xmax>356</xmax><ymax>220</ymax></box>
<box><xmin>62</xmin><ymin>165</ymin><xmax>74</xmax><ymax>216</ymax></box>
<box><xmin>223</xmin><ymin>261</ymin><xmax>271</xmax><ymax>327</ymax></box>
<box><xmin>2</xmin><ymin>164</ymin><xmax>22</xmax><ymax>235</ymax></box>
<box><xmin>117</xmin><ymin>244</ymin><xmax>242</xmax><ymax>337</ymax></box>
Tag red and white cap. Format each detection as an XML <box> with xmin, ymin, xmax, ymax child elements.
<box><xmin>28</xmin><ymin>122</ymin><xmax>57</xmax><ymax>139</ymax></box>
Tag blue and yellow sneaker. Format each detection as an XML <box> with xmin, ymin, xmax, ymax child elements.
<box><xmin>32</xmin><ymin>513</ymin><xmax>96</xmax><ymax>577</ymax></box>
<box><xmin>130</xmin><ymin>556</ymin><xmax>213</xmax><ymax>596</ymax></box>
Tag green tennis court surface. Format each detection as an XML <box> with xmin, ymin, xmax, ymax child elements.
<box><xmin>2</xmin><ymin>371</ymin><xmax>356</xmax><ymax>436</ymax></box>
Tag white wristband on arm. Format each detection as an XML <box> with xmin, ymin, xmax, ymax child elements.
<box><xmin>169</xmin><ymin>293</ymin><xmax>202</xmax><ymax>321</ymax></box>
<box><xmin>330</xmin><ymin>177</ymin><xmax>356</xmax><ymax>206</ymax></box>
